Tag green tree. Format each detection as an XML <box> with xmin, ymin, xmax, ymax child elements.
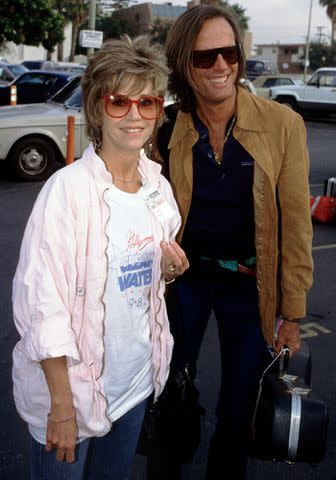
<box><xmin>149</xmin><ymin>18</ymin><xmax>174</xmax><ymax>45</ymax></box>
<box><xmin>96</xmin><ymin>10</ymin><xmax>131</xmax><ymax>40</ymax></box>
<box><xmin>66</xmin><ymin>0</ymin><xmax>90</xmax><ymax>61</ymax></box>
<box><xmin>0</xmin><ymin>0</ymin><xmax>64</xmax><ymax>53</ymax></box>
<box><xmin>319</xmin><ymin>0</ymin><xmax>336</xmax><ymax>44</ymax></box>
<box><xmin>309</xmin><ymin>41</ymin><xmax>336</xmax><ymax>69</ymax></box>
<box><xmin>221</xmin><ymin>1</ymin><xmax>249</xmax><ymax>31</ymax></box>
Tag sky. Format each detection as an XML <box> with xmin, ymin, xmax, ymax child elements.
<box><xmin>240</xmin><ymin>0</ymin><xmax>331</xmax><ymax>45</ymax></box>
<box><xmin>154</xmin><ymin>0</ymin><xmax>332</xmax><ymax>46</ymax></box>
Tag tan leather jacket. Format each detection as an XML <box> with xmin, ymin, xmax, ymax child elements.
<box><xmin>160</xmin><ymin>87</ymin><xmax>313</xmax><ymax>346</ymax></box>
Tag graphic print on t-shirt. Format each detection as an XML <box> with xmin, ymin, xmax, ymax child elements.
<box><xmin>108</xmin><ymin>228</ymin><xmax>154</xmax><ymax>310</ymax></box>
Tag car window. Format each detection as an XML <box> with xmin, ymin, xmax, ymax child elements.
<box><xmin>263</xmin><ymin>78</ymin><xmax>277</xmax><ymax>87</ymax></box>
<box><xmin>8</xmin><ymin>65</ymin><xmax>27</xmax><ymax>77</ymax></box>
<box><xmin>2</xmin><ymin>69</ymin><xmax>12</xmax><ymax>81</ymax></box>
<box><xmin>309</xmin><ymin>71</ymin><xmax>336</xmax><ymax>87</ymax></box>
<box><xmin>320</xmin><ymin>72</ymin><xmax>336</xmax><ymax>87</ymax></box>
<box><xmin>50</xmin><ymin>76</ymin><xmax>82</xmax><ymax>105</ymax></box>
<box><xmin>248</xmin><ymin>61</ymin><xmax>265</xmax><ymax>74</ymax></box>
<box><xmin>16</xmin><ymin>73</ymin><xmax>57</xmax><ymax>86</ymax></box>
<box><xmin>308</xmin><ymin>73</ymin><xmax>317</xmax><ymax>86</ymax></box>
<box><xmin>279</xmin><ymin>78</ymin><xmax>294</xmax><ymax>86</ymax></box>
<box><xmin>64</xmin><ymin>87</ymin><xmax>82</xmax><ymax>109</ymax></box>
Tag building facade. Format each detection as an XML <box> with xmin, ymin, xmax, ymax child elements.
<box><xmin>254</xmin><ymin>43</ymin><xmax>306</xmax><ymax>74</ymax></box>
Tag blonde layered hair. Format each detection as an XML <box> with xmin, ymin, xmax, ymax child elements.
<box><xmin>81</xmin><ymin>35</ymin><xmax>169</xmax><ymax>141</ymax></box>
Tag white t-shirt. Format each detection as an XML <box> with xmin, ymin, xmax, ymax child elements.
<box><xmin>29</xmin><ymin>183</ymin><xmax>154</xmax><ymax>444</ymax></box>
<box><xmin>102</xmin><ymin>184</ymin><xmax>154</xmax><ymax>422</ymax></box>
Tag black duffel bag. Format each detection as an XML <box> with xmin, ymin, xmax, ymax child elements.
<box><xmin>251</xmin><ymin>347</ymin><xmax>328</xmax><ymax>464</ymax></box>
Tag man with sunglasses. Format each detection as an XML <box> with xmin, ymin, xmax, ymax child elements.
<box><xmin>154</xmin><ymin>4</ymin><xmax>313</xmax><ymax>479</ymax></box>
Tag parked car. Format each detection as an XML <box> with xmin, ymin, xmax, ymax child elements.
<box><xmin>21</xmin><ymin>60</ymin><xmax>58</xmax><ymax>70</ymax></box>
<box><xmin>268</xmin><ymin>67</ymin><xmax>336</xmax><ymax>116</ymax></box>
<box><xmin>253</xmin><ymin>74</ymin><xmax>305</xmax><ymax>98</ymax></box>
<box><xmin>0</xmin><ymin>70</ymin><xmax>79</xmax><ymax>106</ymax></box>
<box><xmin>246</xmin><ymin>59</ymin><xmax>278</xmax><ymax>81</ymax></box>
<box><xmin>54</xmin><ymin>62</ymin><xmax>86</xmax><ymax>74</ymax></box>
<box><xmin>0</xmin><ymin>76</ymin><xmax>86</xmax><ymax>181</ymax></box>
<box><xmin>0</xmin><ymin>63</ymin><xmax>29</xmax><ymax>85</ymax></box>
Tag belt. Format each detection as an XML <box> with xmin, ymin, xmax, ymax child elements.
<box><xmin>200</xmin><ymin>256</ymin><xmax>256</xmax><ymax>277</ymax></box>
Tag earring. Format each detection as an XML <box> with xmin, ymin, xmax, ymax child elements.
<box><xmin>93</xmin><ymin>128</ymin><xmax>102</xmax><ymax>153</ymax></box>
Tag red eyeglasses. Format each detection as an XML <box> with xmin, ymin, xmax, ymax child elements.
<box><xmin>192</xmin><ymin>45</ymin><xmax>239</xmax><ymax>69</ymax></box>
<box><xmin>101</xmin><ymin>94</ymin><xmax>164</xmax><ymax>120</ymax></box>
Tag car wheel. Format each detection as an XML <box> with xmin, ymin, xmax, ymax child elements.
<box><xmin>277</xmin><ymin>97</ymin><xmax>297</xmax><ymax>111</ymax></box>
<box><xmin>10</xmin><ymin>137</ymin><xmax>57</xmax><ymax>182</ymax></box>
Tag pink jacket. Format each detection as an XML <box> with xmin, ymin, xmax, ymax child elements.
<box><xmin>12</xmin><ymin>144</ymin><xmax>181</xmax><ymax>438</ymax></box>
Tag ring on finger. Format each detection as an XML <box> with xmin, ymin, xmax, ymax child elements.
<box><xmin>167</xmin><ymin>264</ymin><xmax>176</xmax><ymax>272</ymax></box>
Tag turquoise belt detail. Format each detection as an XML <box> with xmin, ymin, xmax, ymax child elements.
<box><xmin>200</xmin><ymin>256</ymin><xmax>256</xmax><ymax>272</ymax></box>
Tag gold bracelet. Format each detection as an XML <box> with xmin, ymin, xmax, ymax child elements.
<box><xmin>47</xmin><ymin>407</ymin><xmax>76</xmax><ymax>423</ymax></box>
<box><xmin>165</xmin><ymin>278</ymin><xmax>175</xmax><ymax>285</ymax></box>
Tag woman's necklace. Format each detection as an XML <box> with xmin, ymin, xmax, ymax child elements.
<box><xmin>213</xmin><ymin>113</ymin><xmax>236</xmax><ymax>166</ymax></box>
<box><xmin>113</xmin><ymin>176</ymin><xmax>142</xmax><ymax>186</ymax></box>
<box><xmin>99</xmin><ymin>154</ymin><xmax>142</xmax><ymax>186</ymax></box>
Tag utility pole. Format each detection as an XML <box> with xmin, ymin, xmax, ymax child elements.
<box><xmin>88</xmin><ymin>0</ymin><xmax>97</xmax><ymax>58</ymax></box>
<box><xmin>316</xmin><ymin>25</ymin><xmax>326</xmax><ymax>44</ymax></box>
<box><xmin>303</xmin><ymin>0</ymin><xmax>313</xmax><ymax>82</ymax></box>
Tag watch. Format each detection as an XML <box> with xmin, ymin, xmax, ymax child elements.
<box><xmin>282</xmin><ymin>316</ymin><xmax>301</xmax><ymax>323</ymax></box>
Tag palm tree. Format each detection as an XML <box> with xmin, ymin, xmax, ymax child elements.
<box><xmin>199</xmin><ymin>0</ymin><xmax>249</xmax><ymax>31</ymax></box>
<box><xmin>319</xmin><ymin>0</ymin><xmax>336</xmax><ymax>44</ymax></box>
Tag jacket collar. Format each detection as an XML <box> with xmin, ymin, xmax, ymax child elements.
<box><xmin>168</xmin><ymin>87</ymin><xmax>274</xmax><ymax>183</ymax></box>
<box><xmin>168</xmin><ymin>86</ymin><xmax>268</xmax><ymax>148</ymax></box>
<box><xmin>235</xmin><ymin>87</ymin><xmax>267</xmax><ymax>132</ymax></box>
<box><xmin>80</xmin><ymin>143</ymin><xmax>162</xmax><ymax>188</ymax></box>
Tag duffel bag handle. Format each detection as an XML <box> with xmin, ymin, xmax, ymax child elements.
<box><xmin>251</xmin><ymin>346</ymin><xmax>290</xmax><ymax>436</ymax></box>
<box><xmin>279</xmin><ymin>344</ymin><xmax>290</xmax><ymax>375</ymax></box>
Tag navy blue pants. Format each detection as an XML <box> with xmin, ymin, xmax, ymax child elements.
<box><xmin>168</xmin><ymin>266</ymin><xmax>271</xmax><ymax>479</ymax></box>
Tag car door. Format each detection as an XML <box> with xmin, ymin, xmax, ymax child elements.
<box><xmin>302</xmin><ymin>70</ymin><xmax>336</xmax><ymax>114</ymax></box>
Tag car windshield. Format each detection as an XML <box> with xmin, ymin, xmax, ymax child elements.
<box><xmin>49</xmin><ymin>76</ymin><xmax>82</xmax><ymax>108</ymax></box>
<box><xmin>8</xmin><ymin>65</ymin><xmax>28</xmax><ymax>76</ymax></box>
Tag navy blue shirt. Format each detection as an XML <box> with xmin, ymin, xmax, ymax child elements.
<box><xmin>182</xmin><ymin>112</ymin><xmax>256</xmax><ymax>263</ymax></box>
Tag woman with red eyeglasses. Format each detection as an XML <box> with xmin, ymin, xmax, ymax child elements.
<box><xmin>12</xmin><ymin>35</ymin><xmax>189</xmax><ymax>480</ymax></box>
<box><xmin>153</xmin><ymin>4</ymin><xmax>313</xmax><ymax>479</ymax></box>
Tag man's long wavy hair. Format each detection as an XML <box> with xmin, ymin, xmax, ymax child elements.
<box><xmin>165</xmin><ymin>4</ymin><xmax>246</xmax><ymax>112</ymax></box>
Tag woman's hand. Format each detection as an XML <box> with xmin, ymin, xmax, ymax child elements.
<box><xmin>45</xmin><ymin>407</ymin><xmax>77</xmax><ymax>463</ymax></box>
<box><xmin>275</xmin><ymin>320</ymin><xmax>301</xmax><ymax>357</ymax></box>
<box><xmin>160</xmin><ymin>241</ymin><xmax>189</xmax><ymax>283</ymax></box>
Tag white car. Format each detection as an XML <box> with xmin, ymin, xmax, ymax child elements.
<box><xmin>268</xmin><ymin>68</ymin><xmax>336</xmax><ymax>115</ymax></box>
<box><xmin>0</xmin><ymin>77</ymin><xmax>88</xmax><ymax>181</ymax></box>
<box><xmin>252</xmin><ymin>74</ymin><xmax>305</xmax><ymax>98</ymax></box>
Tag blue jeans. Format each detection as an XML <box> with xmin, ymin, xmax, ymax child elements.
<box><xmin>30</xmin><ymin>397</ymin><xmax>148</xmax><ymax>480</ymax></box>
<box><xmin>168</xmin><ymin>266</ymin><xmax>271</xmax><ymax>479</ymax></box>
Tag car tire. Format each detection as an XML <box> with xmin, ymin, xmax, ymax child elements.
<box><xmin>10</xmin><ymin>137</ymin><xmax>57</xmax><ymax>182</ymax></box>
<box><xmin>277</xmin><ymin>96</ymin><xmax>298</xmax><ymax>111</ymax></box>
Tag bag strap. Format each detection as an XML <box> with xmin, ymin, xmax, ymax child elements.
<box><xmin>251</xmin><ymin>347</ymin><xmax>289</xmax><ymax>436</ymax></box>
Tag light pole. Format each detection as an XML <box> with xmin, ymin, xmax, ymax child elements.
<box><xmin>303</xmin><ymin>0</ymin><xmax>313</xmax><ymax>82</ymax></box>
<box><xmin>88</xmin><ymin>0</ymin><xmax>97</xmax><ymax>58</ymax></box>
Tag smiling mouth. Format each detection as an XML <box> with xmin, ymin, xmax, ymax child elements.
<box><xmin>209</xmin><ymin>74</ymin><xmax>230</xmax><ymax>84</ymax></box>
<box><xmin>121</xmin><ymin>128</ymin><xmax>144</xmax><ymax>133</ymax></box>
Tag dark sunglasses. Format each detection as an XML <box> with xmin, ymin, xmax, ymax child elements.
<box><xmin>101</xmin><ymin>94</ymin><xmax>164</xmax><ymax>120</ymax></box>
<box><xmin>192</xmin><ymin>45</ymin><xmax>239</xmax><ymax>69</ymax></box>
